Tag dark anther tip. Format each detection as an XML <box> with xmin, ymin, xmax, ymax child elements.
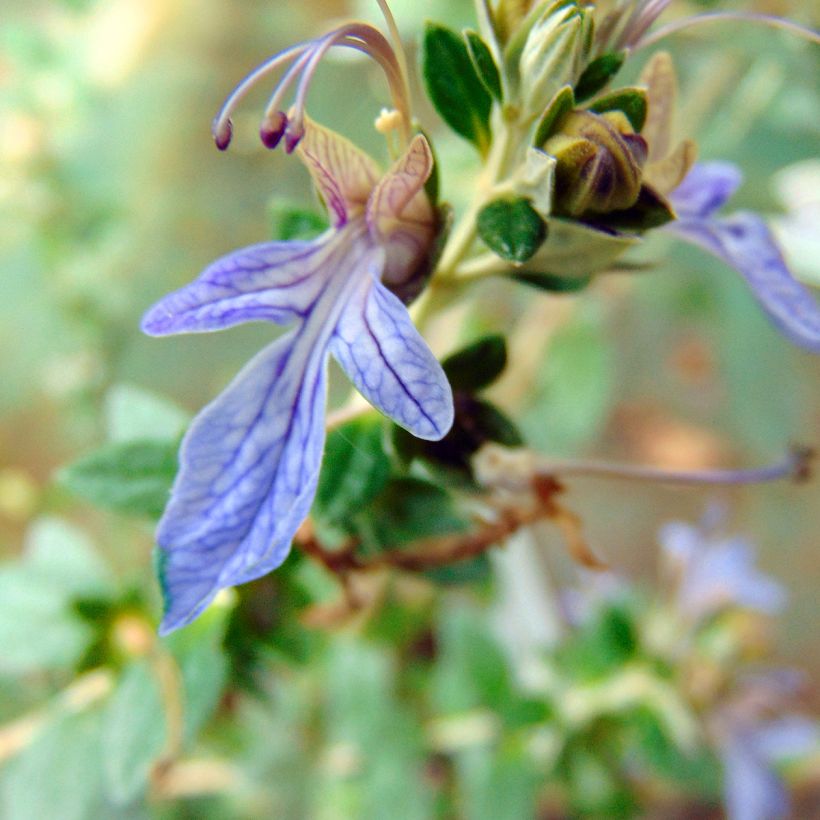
<box><xmin>214</xmin><ymin>118</ymin><xmax>233</xmax><ymax>151</ymax></box>
<box><xmin>260</xmin><ymin>112</ymin><xmax>287</xmax><ymax>150</ymax></box>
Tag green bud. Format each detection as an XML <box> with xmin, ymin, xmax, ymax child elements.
<box><xmin>507</xmin><ymin>1</ymin><xmax>592</xmax><ymax>121</ymax></box>
<box><xmin>543</xmin><ymin>109</ymin><xmax>647</xmax><ymax>217</ymax></box>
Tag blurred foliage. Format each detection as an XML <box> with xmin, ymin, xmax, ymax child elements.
<box><xmin>1</xmin><ymin>0</ymin><xmax>819</xmax><ymax>817</ymax></box>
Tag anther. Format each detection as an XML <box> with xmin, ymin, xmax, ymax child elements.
<box><xmin>284</xmin><ymin>124</ymin><xmax>305</xmax><ymax>154</ymax></box>
<box><xmin>214</xmin><ymin>118</ymin><xmax>233</xmax><ymax>151</ymax></box>
<box><xmin>260</xmin><ymin>112</ymin><xmax>288</xmax><ymax>149</ymax></box>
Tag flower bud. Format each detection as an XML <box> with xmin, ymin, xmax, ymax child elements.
<box><xmin>543</xmin><ymin>109</ymin><xmax>647</xmax><ymax>217</ymax></box>
<box><xmin>511</xmin><ymin>1</ymin><xmax>592</xmax><ymax>121</ymax></box>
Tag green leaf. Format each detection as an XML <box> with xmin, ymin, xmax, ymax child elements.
<box><xmin>600</xmin><ymin>184</ymin><xmax>675</xmax><ymax>231</ymax></box>
<box><xmin>0</xmin><ymin>518</ymin><xmax>111</xmax><ymax>675</ymax></box>
<box><xmin>423</xmin><ymin>23</ymin><xmax>492</xmax><ymax>152</ymax></box>
<box><xmin>355</xmin><ymin>477</ymin><xmax>468</xmax><ymax>553</ymax></box>
<box><xmin>477</xmin><ymin>198</ymin><xmax>547</xmax><ymax>263</ymax></box>
<box><xmin>0</xmin><ymin>567</ymin><xmax>93</xmax><ymax>675</ymax></box>
<box><xmin>269</xmin><ymin>202</ymin><xmax>328</xmax><ymax>241</ymax></box>
<box><xmin>469</xmin><ymin>399</ymin><xmax>524</xmax><ymax>448</ymax></box>
<box><xmin>101</xmin><ymin>660</ymin><xmax>166</xmax><ymax>804</ymax></box>
<box><xmin>104</xmin><ymin>383</ymin><xmax>189</xmax><ymax>443</ymax></box>
<box><xmin>313</xmin><ymin>416</ymin><xmax>391</xmax><ymax>535</ymax></box>
<box><xmin>556</xmin><ymin>605</ymin><xmax>638</xmax><ymax>681</ymax></box>
<box><xmin>1</xmin><ymin>709</ymin><xmax>105</xmax><ymax>820</ymax></box>
<box><xmin>433</xmin><ymin>604</ymin><xmax>514</xmax><ymax>714</ymax></box>
<box><xmin>533</xmin><ymin>84</ymin><xmax>575</xmax><ymax>146</ymax></box>
<box><xmin>574</xmin><ymin>51</ymin><xmax>625</xmax><ymax>102</ymax></box>
<box><xmin>442</xmin><ymin>334</ymin><xmax>508</xmax><ymax>392</ymax></box>
<box><xmin>587</xmin><ymin>86</ymin><xmax>648</xmax><ymax>132</ymax></box>
<box><xmin>163</xmin><ymin>600</ymin><xmax>231</xmax><ymax>740</ymax></box>
<box><xmin>510</xmin><ymin>270</ymin><xmax>592</xmax><ymax>292</ymax></box>
<box><xmin>58</xmin><ymin>439</ymin><xmax>179</xmax><ymax>518</ymax></box>
<box><xmin>464</xmin><ymin>30</ymin><xmax>502</xmax><ymax>101</ymax></box>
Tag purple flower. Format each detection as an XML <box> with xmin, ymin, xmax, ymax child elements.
<box><xmin>666</xmin><ymin>162</ymin><xmax>820</xmax><ymax>353</ymax></box>
<box><xmin>142</xmin><ymin>119</ymin><xmax>453</xmax><ymax>634</ymax></box>
<box><xmin>712</xmin><ymin>672</ymin><xmax>818</xmax><ymax>820</ymax></box>
<box><xmin>659</xmin><ymin>518</ymin><xmax>786</xmax><ymax>623</ymax></box>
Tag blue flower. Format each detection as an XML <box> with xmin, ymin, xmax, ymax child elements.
<box><xmin>667</xmin><ymin>162</ymin><xmax>820</xmax><ymax>352</ymax></box>
<box><xmin>712</xmin><ymin>672</ymin><xmax>818</xmax><ymax>820</ymax></box>
<box><xmin>142</xmin><ymin>119</ymin><xmax>453</xmax><ymax>634</ymax></box>
<box><xmin>659</xmin><ymin>517</ymin><xmax>786</xmax><ymax>623</ymax></box>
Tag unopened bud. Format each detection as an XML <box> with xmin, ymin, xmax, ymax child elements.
<box><xmin>544</xmin><ymin>109</ymin><xmax>646</xmax><ymax>216</ymax></box>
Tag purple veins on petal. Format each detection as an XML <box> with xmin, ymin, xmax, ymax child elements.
<box><xmin>330</xmin><ymin>266</ymin><xmax>454</xmax><ymax>441</ymax></box>
<box><xmin>156</xmin><ymin>329</ymin><xmax>330</xmax><ymax>635</ymax></box>
<box><xmin>667</xmin><ymin>163</ymin><xmax>820</xmax><ymax>352</ymax></box>
<box><xmin>140</xmin><ymin>237</ymin><xmax>337</xmax><ymax>336</ymax></box>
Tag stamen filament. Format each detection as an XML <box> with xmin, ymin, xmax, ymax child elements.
<box><xmin>374</xmin><ymin>0</ymin><xmax>412</xmax><ymax>125</ymax></box>
<box><xmin>533</xmin><ymin>446</ymin><xmax>814</xmax><ymax>487</ymax></box>
<box><xmin>636</xmin><ymin>12</ymin><xmax>820</xmax><ymax>51</ymax></box>
<box><xmin>211</xmin><ymin>43</ymin><xmax>309</xmax><ymax>149</ymax></box>
<box><xmin>287</xmin><ymin>24</ymin><xmax>410</xmax><ymax>148</ymax></box>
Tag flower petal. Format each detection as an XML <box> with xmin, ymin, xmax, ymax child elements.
<box><xmin>331</xmin><ymin>267</ymin><xmax>454</xmax><ymax>441</ymax></box>
<box><xmin>156</xmin><ymin>330</ymin><xmax>329</xmax><ymax>633</ymax></box>
<box><xmin>670</xmin><ymin>161</ymin><xmax>742</xmax><ymax>219</ymax></box>
<box><xmin>140</xmin><ymin>236</ymin><xmax>346</xmax><ymax>336</ymax></box>
<box><xmin>668</xmin><ymin>210</ymin><xmax>820</xmax><ymax>352</ymax></box>
<box><xmin>366</xmin><ymin>134</ymin><xmax>437</xmax><ymax>286</ymax></box>
<box><xmin>721</xmin><ymin>732</ymin><xmax>790</xmax><ymax>820</ymax></box>
<box><xmin>366</xmin><ymin>134</ymin><xmax>434</xmax><ymax>236</ymax></box>
<box><xmin>296</xmin><ymin>117</ymin><xmax>381</xmax><ymax>227</ymax></box>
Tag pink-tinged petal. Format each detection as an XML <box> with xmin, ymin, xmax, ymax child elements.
<box><xmin>668</xmin><ymin>211</ymin><xmax>820</xmax><ymax>352</ymax></box>
<box><xmin>156</xmin><ymin>331</ymin><xmax>329</xmax><ymax>633</ymax></box>
<box><xmin>670</xmin><ymin>162</ymin><xmax>742</xmax><ymax>219</ymax></box>
<box><xmin>330</xmin><ymin>263</ymin><xmax>454</xmax><ymax>441</ymax></box>
<box><xmin>366</xmin><ymin>134</ymin><xmax>434</xmax><ymax>234</ymax></box>
<box><xmin>366</xmin><ymin>134</ymin><xmax>436</xmax><ymax>285</ymax></box>
<box><xmin>141</xmin><ymin>236</ymin><xmax>337</xmax><ymax>336</ymax></box>
<box><xmin>296</xmin><ymin>117</ymin><xmax>381</xmax><ymax>227</ymax></box>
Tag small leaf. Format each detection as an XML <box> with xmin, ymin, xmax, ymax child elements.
<box><xmin>469</xmin><ymin>399</ymin><xmax>524</xmax><ymax>448</ymax></box>
<box><xmin>601</xmin><ymin>184</ymin><xmax>676</xmax><ymax>231</ymax></box>
<box><xmin>313</xmin><ymin>416</ymin><xmax>391</xmax><ymax>535</ymax></box>
<box><xmin>464</xmin><ymin>30</ymin><xmax>503</xmax><ymax>101</ymax></box>
<box><xmin>534</xmin><ymin>84</ymin><xmax>575</xmax><ymax>146</ymax></box>
<box><xmin>356</xmin><ymin>477</ymin><xmax>468</xmax><ymax>553</ymax></box>
<box><xmin>510</xmin><ymin>270</ymin><xmax>593</xmax><ymax>292</ymax></box>
<box><xmin>423</xmin><ymin>23</ymin><xmax>492</xmax><ymax>152</ymax></box>
<box><xmin>104</xmin><ymin>384</ymin><xmax>189</xmax><ymax>443</ymax></box>
<box><xmin>58</xmin><ymin>439</ymin><xmax>179</xmax><ymax>518</ymax></box>
<box><xmin>102</xmin><ymin>660</ymin><xmax>166</xmax><ymax>804</ymax></box>
<box><xmin>478</xmin><ymin>197</ymin><xmax>547</xmax><ymax>263</ymax></box>
<box><xmin>442</xmin><ymin>335</ymin><xmax>508</xmax><ymax>392</ymax></box>
<box><xmin>587</xmin><ymin>87</ymin><xmax>648</xmax><ymax>132</ymax></box>
<box><xmin>2</xmin><ymin>709</ymin><xmax>105</xmax><ymax>820</ymax></box>
<box><xmin>574</xmin><ymin>51</ymin><xmax>625</xmax><ymax>102</ymax></box>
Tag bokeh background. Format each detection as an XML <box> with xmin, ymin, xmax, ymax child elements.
<box><xmin>1</xmin><ymin>0</ymin><xmax>818</xmax><ymax>817</ymax></box>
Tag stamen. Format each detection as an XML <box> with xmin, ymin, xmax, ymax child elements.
<box><xmin>636</xmin><ymin>12</ymin><xmax>820</xmax><ymax>51</ymax></box>
<box><xmin>260</xmin><ymin>111</ymin><xmax>288</xmax><ymax>149</ymax></box>
<box><xmin>211</xmin><ymin>43</ymin><xmax>308</xmax><ymax>150</ymax></box>
<box><xmin>620</xmin><ymin>0</ymin><xmax>672</xmax><ymax>50</ymax></box>
<box><xmin>286</xmin><ymin>23</ymin><xmax>410</xmax><ymax>151</ymax></box>
<box><xmin>374</xmin><ymin>0</ymin><xmax>411</xmax><ymax>123</ymax></box>
<box><xmin>535</xmin><ymin>445</ymin><xmax>815</xmax><ymax>487</ymax></box>
<box><xmin>474</xmin><ymin>444</ymin><xmax>814</xmax><ymax>493</ymax></box>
